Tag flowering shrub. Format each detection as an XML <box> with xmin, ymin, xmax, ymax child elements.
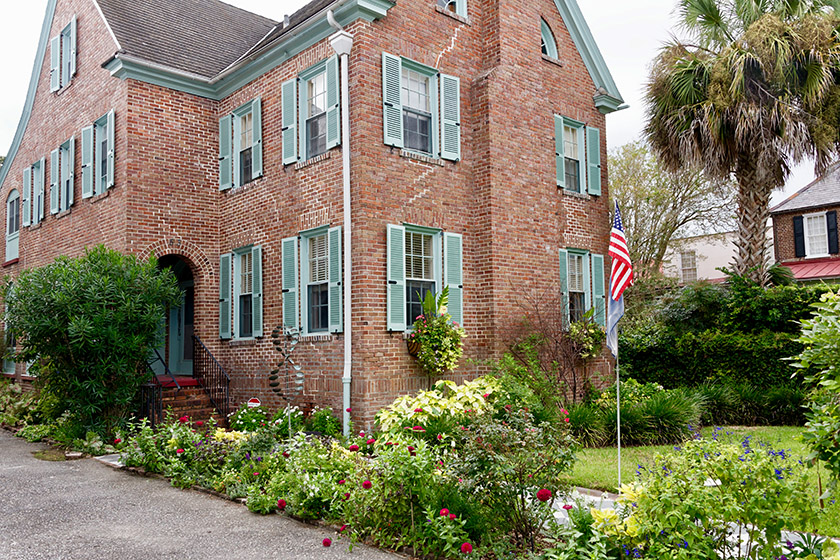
<box><xmin>409</xmin><ymin>286</ymin><xmax>466</xmax><ymax>378</ymax></box>
<box><xmin>595</xmin><ymin>432</ymin><xmax>821</xmax><ymax>558</ymax></box>
<box><xmin>228</xmin><ymin>402</ymin><xmax>270</xmax><ymax>432</ymax></box>
<box><xmin>304</xmin><ymin>406</ymin><xmax>341</xmax><ymax>437</ymax></box>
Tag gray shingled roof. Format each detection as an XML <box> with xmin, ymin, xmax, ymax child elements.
<box><xmin>771</xmin><ymin>162</ymin><xmax>840</xmax><ymax>214</ymax></box>
<box><xmin>247</xmin><ymin>0</ymin><xmax>335</xmax><ymax>53</ymax></box>
<box><xmin>97</xmin><ymin>0</ymin><xmax>278</xmax><ymax>79</ymax></box>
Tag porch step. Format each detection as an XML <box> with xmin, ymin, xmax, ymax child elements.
<box><xmin>160</xmin><ymin>384</ymin><xmax>225</xmax><ymax>425</ymax></box>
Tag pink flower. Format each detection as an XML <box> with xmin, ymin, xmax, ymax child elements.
<box><xmin>343</xmin><ymin>492</ymin><xmax>350</xmax><ymax>500</ymax></box>
<box><xmin>196</xmin><ymin>421</ymin><xmax>204</xmax><ymax>427</ymax></box>
<box><xmin>560</xmin><ymin>408</ymin><xmax>569</xmax><ymax>415</ymax></box>
<box><xmin>113</xmin><ymin>438</ymin><xmax>122</xmax><ymax>444</ymax></box>
<box><xmin>564</xmin><ymin>417</ymin><xmax>570</xmax><ymax>423</ymax></box>
<box><xmin>253</xmin><ymin>472</ymin><xmax>260</xmax><ymax>477</ymax></box>
<box><xmin>176</xmin><ymin>448</ymin><xmax>184</xmax><ymax>454</ymax></box>
<box><xmin>366</xmin><ymin>438</ymin><xmax>375</xmax><ymax>445</ymax></box>
<box><xmin>277</xmin><ymin>499</ymin><xmax>287</xmax><ymax>510</ymax></box>
<box><xmin>482</xmin><ymin>393</ymin><xmax>489</xmax><ymax>399</ymax></box>
<box><xmin>461</xmin><ymin>542</ymin><xmax>473</xmax><ymax>554</ymax></box>
<box><xmin>449</xmin><ymin>513</ymin><xmax>456</xmax><ymax>521</ymax></box>
<box><xmin>339</xmin><ymin>524</ymin><xmax>347</xmax><ymax>533</ymax></box>
<box><xmin>412</xmin><ymin>426</ymin><xmax>425</xmax><ymax>432</ymax></box>
<box><xmin>385</xmin><ymin>441</ymin><xmax>394</xmax><ymax>446</ymax></box>
<box><xmin>536</xmin><ymin>488</ymin><xmax>552</xmax><ymax>502</ymax></box>
<box><xmin>563</xmin><ymin>504</ymin><xmax>574</xmax><ymax>511</ymax></box>
<box><xmin>349</xmin><ymin>444</ymin><xmax>360</xmax><ymax>452</ymax></box>
<box><xmin>323</xmin><ymin>538</ymin><xmax>332</xmax><ymax>547</ymax></box>
<box><xmin>440</xmin><ymin>508</ymin><xmax>450</xmax><ymax>517</ymax></box>
<box><xmin>362</xmin><ymin>480</ymin><xmax>372</xmax><ymax>490</ymax></box>
<box><xmin>414</xmin><ymin>408</ymin><xmax>424</xmax><ymax>413</ymax></box>
<box><xmin>338</xmin><ymin>479</ymin><xmax>345</xmax><ymax>485</ymax></box>
<box><xmin>437</xmin><ymin>434</ymin><xmax>443</xmax><ymax>441</ymax></box>
<box><xmin>179</xmin><ymin>415</ymin><xmax>189</xmax><ymax>424</ymax></box>
<box><xmin>346</xmin><ymin>407</ymin><xmax>352</xmax><ymax>413</ymax></box>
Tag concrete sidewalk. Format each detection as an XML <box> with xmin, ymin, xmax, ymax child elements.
<box><xmin>0</xmin><ymin>430</ymin><xmax>400</xmax><ymax>560</ymax></box>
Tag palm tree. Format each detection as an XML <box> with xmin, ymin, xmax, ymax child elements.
<box><xmin>645</xmin><ymin>0</ymin><xmax>840</xmax><ymax>285</ymax></box>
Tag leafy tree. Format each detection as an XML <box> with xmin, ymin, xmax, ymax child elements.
<box><xmin>0</xmin><ymin>155</ymin><xmax>5</xmax><ymax>168</ymax></box>
<box><xmin>645</xmin><ymin>0</ymin><xmax>840</xmax><ymax>285</ymax></box>
<box><xmin>609</xmin><ymin>140</ymin><xmax>734</xmax><ymax>277</ymax></box>
<box><xmin>4</xmin><ymin>245</ymin><xmax>181</xmax><ymax>436</ymax></box>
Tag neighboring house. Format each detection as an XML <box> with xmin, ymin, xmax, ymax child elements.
<box><xmin>663</xmin><ymin>231</ymin><xmax>738</xmax><ymax>284</ymax></box>
<box><xmin>771</xmin><ymin>163</ymin><xmax>840</xmax><ymax>283</ymax></box>
<box><xmin>0</xmin><ymin>0</ymin><xmax>624</xmax><ymax>428</ymax></box>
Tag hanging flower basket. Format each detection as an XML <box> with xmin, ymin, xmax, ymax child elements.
<box><xmin>406</xmin><ymin>337</ymin><xmax>421</xmax><ymax>357</ymax></box>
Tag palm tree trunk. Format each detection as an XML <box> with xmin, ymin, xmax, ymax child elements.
<box><xmin>733</xmin><ymin>160</ymin><xmax>772</xmax><ymax>286</ymax></box>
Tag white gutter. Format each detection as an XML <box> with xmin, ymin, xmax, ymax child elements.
<box><xmin>328</xmin><ymin>12</ymin><xmax>354</xmax><ymax>437</ymax></box>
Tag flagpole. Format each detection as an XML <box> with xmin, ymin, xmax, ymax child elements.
<box><xmin>616</xmin><ymin>351</ymin><xmax>621</xmax><ymax>492</ymax></box>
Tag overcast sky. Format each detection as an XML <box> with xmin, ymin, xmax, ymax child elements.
<box><xmin>0</xmin><ymin>0</ymin><xmax>815</xmax><ymax>204</ymax></box>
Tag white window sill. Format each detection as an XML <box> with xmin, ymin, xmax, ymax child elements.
<box><xmin>228</xmin><ymin>338</ymin><xmax>258</xmax><ymax>347</ymax></box>
<box><xmin>294</xmin><ymin>149</ymin><xmax>334</xmax><ymax>170</ymax></box>
<box><xmin>400</xmin><ymin>149</ymin><xmax>445</xmax><ymax>167</ymax></box>
<box><xmin>562</xmin><ymin>189</ymin><xmax>590</xmax><ymax>201</ymax></box>
<box><xmin>435</xmin><ymin>5</ymin><xmax>470</xmax><ymax>24</ymax></box>
<box><xmin>90</xmin><ymin>190</ymin><xmax>111</xmax><ymax>204</ymax></box>
<box><xmin>804</xmin><ymin>253</ymin><xmax>830</xmax><ymax>259</ymax></box>
<box><xmin>298</xmin><ymin>333</ymin><xmax>334</xmax><ymax>342</ymax></box>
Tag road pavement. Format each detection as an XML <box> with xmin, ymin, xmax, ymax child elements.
<box><xmin>0</xmin><ymin>429</ymin><xmax>400</xmax><ymax>560</ymax></box>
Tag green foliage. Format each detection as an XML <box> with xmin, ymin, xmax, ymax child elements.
<box><xmin>4</xmin><ymin>246</ymin><xmax>181</xmax><ymax>436</ymax></box>
<box><xmin>794</xmin><ymin>290</ymin><xmax>840</xmax><ymax>480</ymax></box>
<box><xmin>593</xmin><ymin>379</ymin><xmax>663</xmax><ymax>410</ymax></box>
<box><xmin>17</xmin><ymin>423</ymin><xmax>52</xmax><ymax>442</ymax></box>
<box><xmin>598</xmin><ymin>433</ymin><xmax>821</xmax><ymax>559</ymax></box>
<box><xmin>409</xmin><ymin>286</ymin><xmax>466</xmax><ymax>378</ymax></box>
<box><xmin>0</xmin><ymin>379</ymin><xmax>38</xmax><ymax>427</ymax></box>
<box><xmin>304</xmin><ymin>407</ymin><xmax>341</xmax><ymax>437</ymax></box>
<box><xmin>228</xmin><ymin>403</ymin><xmax>270</xmax><ymax>432</ymax></box>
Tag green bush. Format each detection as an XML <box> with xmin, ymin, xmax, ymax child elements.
<box><xmin>304</xmin><ymin>406</ymin><xmax>341</xmax><ymax>437</ymax></box>
<box><xmin>228</xmin><ymin>403</ymin><xmax>271</xmax><ymax>432</ymax></box>
<box><xmin>0</xmin><ymin>379</ymin><xmax>38</xmax><ymax>427</ymax></box>
<box><xmin>4</xmin><ymin>246</ymin><xmax>181</xmax><ymax>436</ymax></box>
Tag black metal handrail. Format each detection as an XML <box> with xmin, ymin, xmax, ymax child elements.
<box><xmin>192</xmin><ymin>334</ymin><xmax>231</xmax><ymax>421</ymax></box>
<box><xmin>139</xmin><ymin>383</ymin><xmax>163</xmax><ymax>427</ymax></box>
<box><xmin>148</xmin><ymin>347</ymin><xmax>181</xmax><ymax>391</ymax></box>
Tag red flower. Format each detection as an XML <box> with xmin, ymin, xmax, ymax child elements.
<box><xmin>176</xmin><ymin>448</ymin><xmax>184</xmax><ymax>454</ymax></box>
<box><xmin>385</xmin><ymin>442</ymin><xmax>394</xmax><ymax>446</ymax></box>
<box><xmin>113</xmin><ymin>438</ymin><xmax>122</xmax><ymax>444</ymax></box>
<box><xmin>414</xmin><ymin>408</ymin><xmax>424</xmax><ymax>413</ymax></box>
<box><xmin>277</xmin><ymin>499</ymin><xmax>287</xmax><ymax>510</ymax></box>
<box><xmin>536</xmin><ymin>489</ymin><xmax>552</xmax><ymax>502</ymax></box>
<box><xmin>449</xmin><ymin>513</ymin><xmax>456</xmax><ymax>521</ymax></box>
<box><xmin>179</xmin><ymin>415</ymin><xmax>189</xmax><ymax>424</ymax></box>
<box><xmin>504</xmin><ymin>405</ymin><xmax>512</xmax><ymax>411</ymax></box>
<box><xmin>196</xmin><ymin>421</ymin><xmax>204</xmax><ymax>427</ymax></box>
<box><xmin>338</xmin><ymin>479</ymin><xmax>345</xmax><ymax>485</ymax></box>
<box><xmin>366</xmin><ymin>438</ymin><xmax>375</xmax><ymax>445</ymax></box>
<box><xmin>343</xmin><ymin>493</ymin><xmax>350</xmax><ymax>500</ymax></box>
<box><xmin>440</xmin><ymin>508</ymin><xmax>450</xmax><ymax>517</ymax></box>
<box><xmin>412</xmin><ymin>426</ymin><xmax>425</xmax><ymax>432</ymax></box>
<box><xmin>560</xmin><ymin>408</ymin><xmax>569</xmax><ymax>415</ymax></box>
<box><xmin>437</xmin><ymin>434</ymin><xmax>443</xmax><ymax>441</ymax></box>
<box><xmin>253</xmin><ymin>472</ymin><xmax>260</xmax><ymax>477</ymax></box>
<box><xmin>563</xmin><ymin>504</ymin><xmax>574</xmax><ymax>511</ymax></box>
<box><xmin>362</xmin><ymin>480</ymin><xmax>372</xmax><ymax>490</ymax></box>
<box><xmin>323</xmin><ymin>538</ymin><xmax>332</xmax><ymax>547</ymax></box>
<box><xmin>282</xmin><ymin>451</ymin><xmax>289</xmax><ymax>458</ymax></box>
<box><xmin>346</xmin><ymin>407</ymin><xmax>352</xmax><ymax>413</ymax></box>
<box><xmin>407</xmin><ymin>446</ymin><xmax>415</xmax><ymax>452</ymax></box>
<box><xmin>564</xmin><ymin>417</ymin><xmax>570</xmax><ymax>423</ymax></box>
<box><xmin>348</xmin><ymin>444</ymin><xmax>360</xmax><ymax>452</ymax></box>
<box><xmin>339</xmin><ymin>524</ymin><xmax>347</xmax><ymax>533</ymax></box>
<box><xmin>461</xmin><ymin>542</ymin><xmax>473</xmax><ymax>554</ymax></box>
<box><xmin>482</xmin><ymin>393</ymin><xmax>489</xmax><ymax>399</ymax></box>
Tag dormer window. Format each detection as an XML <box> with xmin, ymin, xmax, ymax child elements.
<box><xmin>541</xmin><ymin>19</ymin><xmax>558</xmax><ymax>60</ymax></box>
<box><xmin>50</xmin><ymin>16</ymin><xmax>77</xmax><ymax>92</ymax></box>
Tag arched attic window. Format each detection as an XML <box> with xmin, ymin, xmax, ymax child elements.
<box><xmin>6</xmin><ymin>189</ymin><xmax>20</xmax><ymax>261</ymax></box>
<box><xmin>541</xmin><ymin>19</ymin><xmax>558</xmax><ymax>59</ymax></box>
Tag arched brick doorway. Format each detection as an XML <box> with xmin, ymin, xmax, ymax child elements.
<box><xmin>155</xmin><ymin>254</ymin><xmax>195</xmax><ymax>376</ymax></box>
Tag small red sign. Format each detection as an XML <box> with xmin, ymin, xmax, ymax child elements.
<box><xmin>247</xmin><ymin>398</ymin><xmax>261</xmax><ymax>408</ymax></box>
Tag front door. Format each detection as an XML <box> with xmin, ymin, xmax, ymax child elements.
<box><xmin>168</xmin><ymin>283</ymin><xmax>194</xmax><ymax>376</ymax></box>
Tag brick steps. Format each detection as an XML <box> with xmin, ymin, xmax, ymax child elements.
<box><xmin>160</xmin><ymin>385</ymin><xmax>223</xmax><ymax>425</ymax></box>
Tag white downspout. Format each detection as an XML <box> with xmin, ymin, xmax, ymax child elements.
<box><xmin>328</xmin><ymin>13</ymin><xmax>354</xmax><ymax>437</ymax></box>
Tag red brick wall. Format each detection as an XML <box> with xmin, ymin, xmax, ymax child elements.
<box><xmin>773</xmin><ymin>206</ymin><xmax>840</xmax><ymax>263</ymax></box>
<box><xmin>2</xmin><ymin>0</ymin><xmax>614</xmax><ymax>424</ymax></box>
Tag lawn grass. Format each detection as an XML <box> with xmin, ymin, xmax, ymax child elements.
<box><xmin>565</xmin><ymin>425</ymin><xmax>840</xmax><ymax>537</ymax></box>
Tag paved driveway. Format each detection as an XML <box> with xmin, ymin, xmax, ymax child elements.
<box><xmin>0</xmin><ymin>430</ymin><xmax>400</xmax><ymax>560</ymax></box>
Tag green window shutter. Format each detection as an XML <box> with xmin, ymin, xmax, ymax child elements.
<box><xmin>282</xmin><ymin>236</ymin><xmax>299</xmax><ymax>331</ymax></box>
<box><xmin>558</xmin><ymin>248</ymin><xmax>569</xmax><ymax>325</ymax></box>
<box><xmin>49</xmin><ymin>36</ymin><xmax>60</xmax><ymax>92</ymax></box>
<box><xmin>37</xmin><ymin>158</ymin><xmax>45</xmax><ymax>223</ymax></box>
<box><xmin>586</xmin><ymin>126</ymin><xmax>601</xmax><ymax>196</ymax></box>
<box><xmin>386</xmin><ymin>224</ymin><xmax>406</xmax><ymax>331</ymax></box>
<box><xmin>328</xmin><ymin>226</ymin><xmax>343</xmax><ymax>333</ymax></box>
<box><xmin>106</xmin><ymin>110</ymin><xmax>115</xmax><ymax>188</ymax></box>
<box><xmin>443</xmin><ymin>231</ymin><xmax>464</xmax><ymax>325</ymax></box>
<box><xmin>281</xmin><ymin>78</ymin><xmax>298</xmax><ymax>165</ymax></box>
<box><xmin>582</xmin><ymin>252</ymin><xmax>592</xmax><ymax>316</ymax></box>
<box><xmin>251</xmin><ymin>98</ymin><xmax>263</xmax><ymax>179</ymax></box>
<box><xmin>555</xmin><ymin>116</ymin><xmax>565</xmax><ymax>189</ymax></box>
<box><xmin>50</xmin><ymin>149</ymin><xmax>59</xmax><ymax>214</ymax></box>
<box><xmin>69</xmin><ymin>16</ymin><xmax>77</xmax><ymax>76</ymax></box>
<box><xmin>67</xmin><ymin>137</ymin><xmax>75</xmax><ymax>206</ymax></box>
<box><xmin>218</xmin><ymin>114</ymin><xmax>232</xmax><ymax>190</ymax></box>
<box><xmin>439</xmin><ymin>74</ymin><xmax>461</xmax><ymax>161</ymax></box>
<box><xmin>219</xmin><ymin>253</ymin><xmax>232</xmax><ymax>339</ymax></box>
<box><xmin>326</xmin><ymin>55</ymin><xmax>341</xmax><ymax>150</ymax></box>
<box><xmin>251</xmin><ymin>245</ymin><xmax>263</xmax><ymax>337</ymax></box>
<box><xmin>22</xmin><ymin>167</ymin><xmax>31</xmax><ymax>227</ymax></box>
<box><xmin>81</xmin><ymin>125</ymin><xmax>94</xmax><ymax>198</ymax></box>
<box><xmin>382</xmin><ymin>53</ymin><xmax>404</xmax><ymax>148</ymax></box>
<box><xmin>298</xmin><ymin>77</ymin><xmax>307</xmax><ymax>161</ymax></box>
<box><xmin>591</xmin><ymin>253</ymin><xmax>606</xmax><ymax>327</ymax></box>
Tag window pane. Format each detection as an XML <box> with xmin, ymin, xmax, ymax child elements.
<box><xmin>240</xmin><ymin>252</ymin><xmax>253</xmax><ymax>296</ymax></box>
<box><xmin>564</xmin><ymin>125</ymin><xmax>578</xmax><ymax>159</ymax></box>
<box><xmin>308</xmin><ymin>73</ymin><xmax>327</xmax><ymax>117</ymax></box>
<box><xmin>405</xmin><ymin>231</ymin><xmax>434</xmax><ymax>280</ymax></box>
<box><xmin>240</xmin><ymin>112</ymin><xmax>253</xmax><ymax>149</ymax></box>
<box><xmin>407</xmin><ymin>280</ymin><xmax>435</xmax><ymax>323</ymax></box>
<box><xmin>568</xmin><ymin>254</ymin><xmax>584</xmax><ymax>293</ymax></box>
<box><xmin>806</xmin><ymin>215</ymin><xmax>828</xmax><ymax>255</ymax></box>
<box><xmin>307</xmin><ymin>113</ymin><xmax>327</xmax><ymax>159</ymax></box>
<box><xmin>240</xmin><ymin>147</ymin><xmax>253</xmax><ymax>184</ymax></box>
<box><xmin>239</xmin><ymin>294</ymin><xmax>252</xmax><ymax>338</ymax></box>
<box><xmin>569</xmin><ymin>292</ymin><xmax>585</xmax><ymax>323</ymax></box>
<box><xmin>309</xmin><ymin>234</ymin><xmax>328</xmax><ymax>283</ymax></box>
<box><xmin>308</xmin><ymin>283</ymin><xmax>329</xmax><ymax>332</ymax></box>
<box><xmin>680</xmin><ymin>251</ymin><xmax>697</xmax><ymax>283</ymax></box>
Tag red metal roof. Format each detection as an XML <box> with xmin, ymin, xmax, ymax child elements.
<box><xmin>783</xmin><ymin>258</ymin><xmax>840</xmax><ymax>281</ymax></box>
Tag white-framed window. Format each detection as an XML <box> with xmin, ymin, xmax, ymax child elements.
<box><xmin>280</xmin><ymin>58</ymin><xmax>340</xmax><ymax>166</ymax></box>
<box><xmin>555</xmin><ymin>116</ymin><xmax>601</xmax><ymax>196</ymax></box>
<box><xmin>305</xmin><ymin>72</ymin><xmax>328</xmax><ymax>159</ymax></box>
<box><xmin>49</xmin><ymin>16</ymin><xmax>76</xmax><ymax>92</ymax></box>
<box><xmin>28</xmin><ymin>159</ymin><xmax>45</xmax><ymax>226</ymax></box>
<box><xmin>680</xmin><ymin>251</ymin><xmax>697</xmax><ymax>283</ymax></box>
<box><xmin>437</xmin><ymin>0</ymin><xmax>467</xmax><ymax>18</ymax></box>
<box><xmin>386</xmin><ymin>224</ymin><xmax>463</xmax><ymax>331</ymax></box>
<box><xmin>805</xmin><ymin>212</ymin><xmax>829</xmax><ymax>257</ymax></box>
<box><xmin>59</xmin><ymin>138</ymin><xmax>74</xmax><ymax>212</ymax></box>
<box><xmin>219</xmin><ymin>246</ymin><xmax>263</xmax><ymax>340</ymax></box>
<box><xmin>541</xmin><ymin>19</ymin><xmax>558</xmax><ymax>59</ymax></box>
<box><xmin>282</xmin><ymin>227</ymin><xmax>343</xmax><ymax>335</ymax></box>
<box><xmin>6</xmin><ymin>190</ymin><xmax>20</xmax><ymax>262</ymax></box>
<box><xmin>559</xmin><ymin>249</ymin><xmax>606</xmax><ymax>327</ymax></box>
<box><xmin>94</xmin><ymin>112</ymin><xmax>112</xmax><ymax>195</ymax></box>
<box><xmin>219</xmin><ymin>99</ymin><xmax>262</xmax><ymax>190</ymax></box>
<box><xmin>382</xmin><ymin>53</ymin><xmax>461</xmax><ymax>161</ymax></box>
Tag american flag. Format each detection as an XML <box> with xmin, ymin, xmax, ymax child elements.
<box><xmin>608</xmin><ymin>203</ymin><xmax>633</xmax><ymax>301</ymax></box>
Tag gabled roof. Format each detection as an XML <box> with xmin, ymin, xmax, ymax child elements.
<box><xmin>97</xmin><ymin>0</ymin><xmax>277</xmax><ymax>79</ymax></box>
<box><xmin>771</xmin><ymin>162</ymin><xmax>840</xmax><ymax>214</ymax></box>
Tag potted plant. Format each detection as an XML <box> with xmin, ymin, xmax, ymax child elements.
<box><xmin>407</xmin><ymin>286</ymin><xmax>466</xmax><ymax>382</ymax></box>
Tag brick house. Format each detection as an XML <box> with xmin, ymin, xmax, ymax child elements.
<box><xmin>771</xmin><ymin>163</ymin><xmax>840</xmax><ymax>283</ymax></box>
<box><xmin>0</xmin><ymin>0</ymin><xmax>624</xmax><ymax>430</ymax></box>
